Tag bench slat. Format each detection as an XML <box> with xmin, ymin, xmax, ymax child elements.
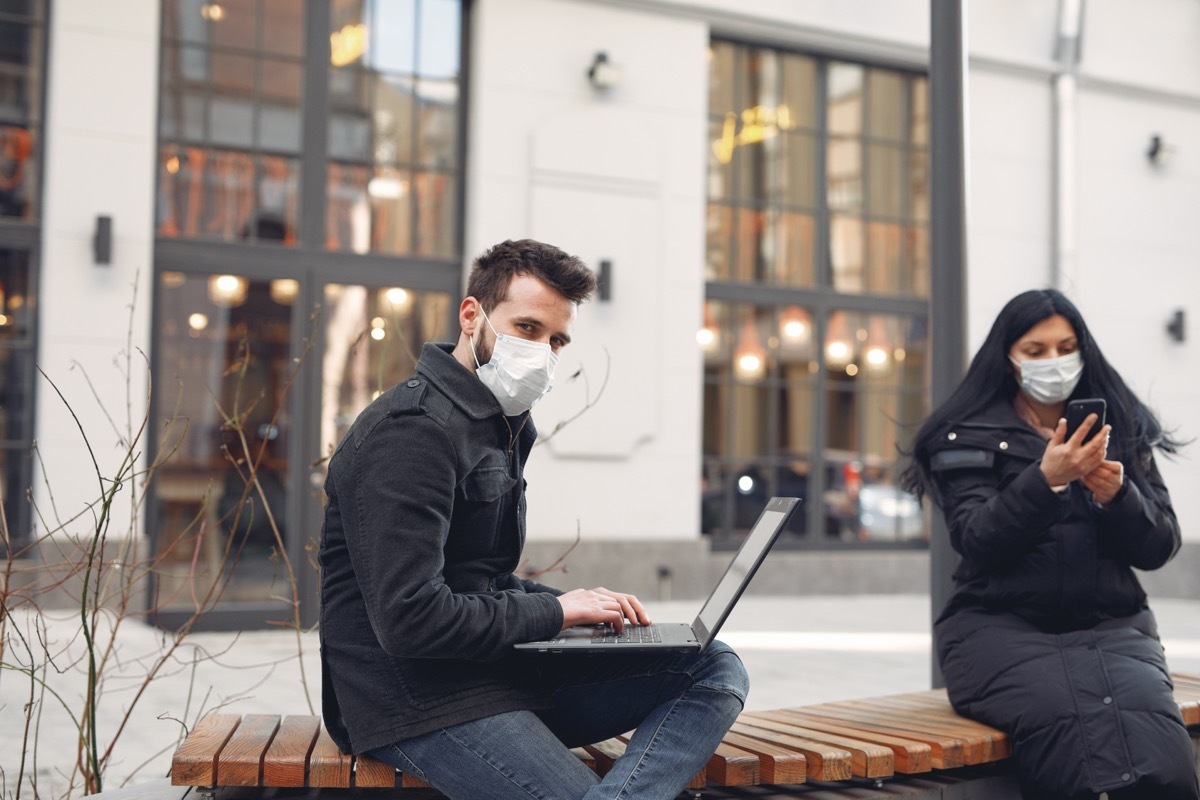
<box><xmin>307</xmin><ymin>726</ymin><xmax>352</xmax><ymax>787</ymax></box>
<box><xmin>810</xmin><ymin>697</ymin><xmax>996</xmax><ymax>764</ymax></box>
<box><xmin>707</xmin><ymin>741</ymin><xmax>761</xmax><ymax>786</ymax></box>
<box><xmin>217</xmin><ymin>714</ymin><xmax>281</xmax><ymax>786</ymax></box>
<box><xmin>768</xmin><ymin>710</ymin><xmax>933</xmax><ymax>773</ymax></box>
<box><xmin>790</xmin><ymin>707</ymin><xmax>966</xmax><ymax>769</ymax></box>
<box><xmin>717</xmin><ymin>730</ymin><xmax>807</xmax><ymax>785</ymax></box>
<box><xmin>740</xmin><ymin>711</ymin><xmax>894</xmax><ymax>778</ymax></box>
<box><xmin>353</xmin><ymin>754</ymin><xmax>398</xmax><ymax>788</ymax></box>
<box><xmin>262</xmin><ymin>715</ymin><xmax>320</xmax><ymax>787</ymax></box>
<box><xmin>730</xmin><ymin>721</ymin><xmax>853</xmax><ymax>781</ymax></box>
<box><xmin>171</xmin><ymin>713</ymin><xmax>242</xmax><ymax>786</ymax></box>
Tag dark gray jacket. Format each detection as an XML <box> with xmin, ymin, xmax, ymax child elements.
<box><xmin>319</xmin><ymin>343</ymin><xmax>565</xmax><ymax>754</ymax></box>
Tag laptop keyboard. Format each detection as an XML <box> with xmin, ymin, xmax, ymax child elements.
<box><xmin>591</xmin><ymin>624</ymin><xmax>664</xmax><ymax>644</ymax></box>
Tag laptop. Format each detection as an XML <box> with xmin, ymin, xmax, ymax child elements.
<box><xmin>514</xmin><ymin>497</ymin><xmax>800</xmax><ymax>654</ymax></box>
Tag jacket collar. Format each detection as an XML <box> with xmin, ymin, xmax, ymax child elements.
<box><xmin>415</xmin><ymin>342</ymin><xmax>511</xmax><ymax>421</ymax></box>
<box><xmin>936</xmin><ymin>394</ymin><xmax>1046</xmax><ymax>459</ymax></box>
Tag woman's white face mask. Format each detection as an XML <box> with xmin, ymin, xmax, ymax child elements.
<box><xmin>1010</xmin><ymin>351</ymin><xmax>1083</xmax><ymax>405</ymax></box>
<box><xmin>472</xmin><ymin>309</ymin><xmax>559</xmax><ymax>416</ymax></box>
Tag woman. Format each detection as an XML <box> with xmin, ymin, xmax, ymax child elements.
<box><xmin>901</xmin><ymin>289</ymin><xmax>1197</xmax><ymax>800</ymax></box>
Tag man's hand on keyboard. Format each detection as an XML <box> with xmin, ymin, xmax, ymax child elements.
<box><xmin>557</xmin><ymin>587</ymin><xmax>652</xmax><ymax>631</ymax></box>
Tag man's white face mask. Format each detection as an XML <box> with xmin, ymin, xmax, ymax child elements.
<box><xmin>1010</xmin><ymin>351</ymin><xmax>1083</xmax><ymax>405</ymax></box>
<box><xmin>472</xmin><ymin>309</ymin><xmax>559</xmax><ymax>416</ymax></box>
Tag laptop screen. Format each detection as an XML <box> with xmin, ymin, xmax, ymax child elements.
<box><xmin>691</xmin><ymin>497</ymin><xmax>798</xmax><ymax>646</ymax></box>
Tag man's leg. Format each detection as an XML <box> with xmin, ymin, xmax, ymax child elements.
<box><xmin>534</xmin><ymin>641</ymin><xmax>749</xmax><ymax>800</ymax></box>
<box><xmin>366</xmin><ymin>710</ymin><xmax>601</xmax><ymax>800</ymax></box>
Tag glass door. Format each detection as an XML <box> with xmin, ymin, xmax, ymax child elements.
<box><xmin>149</xmin><ymin>270</ymin><xmax>455</xmax><ymax>630</ymax></box>
<box><xmin>314</xmin><ymin>279</ymin><xmax>454</xmax><ymax>487</ymax></box>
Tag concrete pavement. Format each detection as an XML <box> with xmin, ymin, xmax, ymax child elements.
<box><xmin>4</xmin><ymin>594</ymin><xmax>1199</xmax><ymax>798</ymax></box>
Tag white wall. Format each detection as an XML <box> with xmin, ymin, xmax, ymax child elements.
<box><xmin>34</xmin><ymin>0</ymin><xmax>160</xmax><ymax>542</ymax></box>
<box><xmin>467</xmin><ymin>0</ymin><xmax>710</xmax><ymax>541</ymax></box>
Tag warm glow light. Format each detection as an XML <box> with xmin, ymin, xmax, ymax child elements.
<box><xmin>161</xmin><ymin>271</ymin><xmax>186</xmax><ymax>288</ymax></box>
<box><xmin>0</xmin><ymin>314</ymin><xmax>10</xmax><ymax>326</ymax></box>
<box><xmin>827</xmin><ymin>341</ymin><xmax>849</xmax><ymax>361</ymax></box>
<box><xmin>866</xmin><ymin>347</ymin><xmax>889</xmax><ymax>366</ymax></box>
<box><xmin>371</xmin><ymin>316</ymin><xmax>386</xmax><ymax>329</ymax></box>
<box><xmin>200</xmin><ymin>3</ymin><xmax>225</xmax><ymax>21</ymax></box>
<box><xmin>894</xmin><ymin>347</ymin><xmax>907</xmax><ymax>362</ymax></box>
<box><xmin>368</xmin><ymin>175</ymin><xmax>406</xmax><ymax>199</ymax></box>
<box><xmin>270</xmin><ymin>278</ymin><xmax>299</xmax><ymax>305</ymax></box>
<box><xmin>188</xmin><ymin>313</ymin><xmax>209</xmax><ymax>331</ymax></box>
<box><xmin>696</xmin><ymin>327</ymin><xmax>716</xmax><ymax>349</ymax></box>
<box><xmin>370</xmin><ymin>327</ymin><xmax>386</xmax><ymax>341</ymax></box>
<box><xmin>166</xmin><ymin>155</ymin><xmax>180</xmax><ymax>174</ymax></box>
<box><xmin>738</xmin><ymin>353</ymin><xmax>763</xmax><ymax>374</ymax></box>
<box><xmin>734</xmin><ymin>320</ymin><xmax>767</xmax><ymax>380</ymax></box>
<box><xmin>330</xmin><ymin>23</ymin><xmax>367</xmax><ymax>67</ymax></box>
<box><xmin>383</xmin><ymin>287</ymin><xmax>414</xmax><ymax>315</ymax></box>
<box><xmin>208</xmin><ymin>274</ymin><xmax>248</xmax><ymax>307</ymax></box>
<box><xmin>846</xmin><ymin>363</ymin><xmax>859</xmax><ymax>376</ymax></box>
<box><xmin>783</xmin><ymin>319</ymin><xmax>806</xmax><ymax>339</ymax></box>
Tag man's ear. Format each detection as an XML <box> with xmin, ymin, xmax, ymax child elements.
<box><xmin>459</xmin><ymin>296</ymin><xmax>481</xmax><ymax>336</ymax></box>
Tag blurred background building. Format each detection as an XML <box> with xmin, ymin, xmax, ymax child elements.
<box><xmin>3</xmin><ymin>0</ymin><xmax>1197</xmax><ymax>628</ymax></box>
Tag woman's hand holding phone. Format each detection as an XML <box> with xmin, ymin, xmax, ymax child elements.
<box><xmin>1040</xmin><ymin>415</ymin><xmax>1110</xmax><ymax>487</ymax></box>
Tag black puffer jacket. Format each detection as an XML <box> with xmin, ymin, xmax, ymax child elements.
<box><xmin>928</xmin><ymin>398</ymin><xmax>1197</xmax><ymax>798</ymax></box>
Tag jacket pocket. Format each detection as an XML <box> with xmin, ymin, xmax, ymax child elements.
<box><xmin>461</xmin><ymin>462</ymin><xmax>516</xmax><ymax>502</ymax></box>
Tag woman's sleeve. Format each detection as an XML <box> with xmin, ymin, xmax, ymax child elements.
<box><xmin>933</xmin><ymin>451</ymin><xmax>1071</xmax><ymax>572</ymax></box>
<box><xmin>1094</xmin><ymin>452</ymin><xmax>1181</xmax><ymax>570</ymax></box>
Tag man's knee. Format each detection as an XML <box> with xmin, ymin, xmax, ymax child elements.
<box><xmin>695</xmin><ymin>640</ymin><xmax>749</xmax><ymax>703</ymax></box>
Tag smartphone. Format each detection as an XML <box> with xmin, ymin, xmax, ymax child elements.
<box><xmin>1064</xmin><ymin>398</ymin><xmax>1107</xmax><ymax>443</ymax></box>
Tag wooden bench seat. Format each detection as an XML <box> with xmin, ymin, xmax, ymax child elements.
<box><xmin>171</xmin><ymin>672</ymin><xmax>1200</xmax><ymax>795</ymax></box>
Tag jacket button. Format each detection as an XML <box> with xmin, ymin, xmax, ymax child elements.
<box><xmin>1122</xmin><ymin>773</ymin><xmax>1131</xmax><ymax>781</ymax></box>
<box><xmin>947</xmin><ymin>432</ymin><xmax>957</xmax><ymax>440</ymax></box>
<box><xmin>1103</xmin><ymin>696</ymin><xmax>1112</xmax><ymax>705</ymax></box>
<box><xmin>406</xmin><ymin>379</ymin><xmax>420</xmax><ymax>388</ymax></box>
<box><xmin>999</xmin><ymin>441</ymin><xmax>1008</xmax><ymax>450</ymax></box>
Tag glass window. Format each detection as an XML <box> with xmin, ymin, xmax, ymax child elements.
<box><xmin>703</xmin><ymin>41</ymin><xmax>930</xmax><ymax>546</ymax></box>
<box><xmin>158</xmin><ymin>0</ymin><xmax>305</xmax><ymax>243</ymax></box>
<box><xmin>0</xmin><ymin>0</ymin><xmax>44</xmax><ymax>547</ymax></box>
<box><xmin>324</xmin><ymin>1</ymin><xmax>461</xmax><ymax>255</ymax></box>
<box><xmin>0</xmin><ymin>4</ymin><xmax>44</xmax><ymax>220</ymax></box>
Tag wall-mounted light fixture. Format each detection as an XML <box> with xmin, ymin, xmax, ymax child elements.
<box><xmin>597</xmin><ymin>259</ymin><xmax>612</xmax><ymax>301</ymax></box>
<box><xmin>1147</xmin><ymin>134</ymin><xmax>1176</xmax><ymax>167</ymax></box>
<box><xmin>587</xmin><ymin>52</ymin><xmax>620</xmax><ymax>91</ymax></box>
<box><xmin>1166</xmin><ymin>308</ymin><xmax>1186</xmax><ymax>342</ymax></box>
<box><xmin>93</xmin><ymin>215</ymin><xmax>113</xmax><ymax>265</ymax></box>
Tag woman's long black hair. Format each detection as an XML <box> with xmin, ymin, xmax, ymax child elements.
<box><xmin>900</xmin><ymin>289</ymin><xmax>1182</xmax><ymax>504</ymax></box>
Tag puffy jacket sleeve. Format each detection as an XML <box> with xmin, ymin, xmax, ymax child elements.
<box><xmin>933</xmin><ymin>450</ymin><xmax>1072</xmax><ymax>573</ymax></box>
<box><xmin>338</xmin><ymin>414</ymin><xmax>564</xmax><ymax>662</ymax></box>
<box><xmin>1094</xmin><ymin>452</ymin><xmax>1181</xmax><ymax>570</ymax></box>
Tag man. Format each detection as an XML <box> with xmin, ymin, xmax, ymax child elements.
<box><xmin>320</xmin><ymin>239</ymin><xmax>748</xmax><ymax>800</ymax></box>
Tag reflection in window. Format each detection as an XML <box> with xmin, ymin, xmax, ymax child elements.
<box><xmin>319</xmin><ymin>283</ymin><xmax>450</xmax><ymax>461</ymax></box>
<box><xmin>152</xmin><ymin>271</ymin><xmax>296</xmax><ymax>608</ymax></box>
<box><xmin>326</xmin><ymin>0</ymin><xmax>461</xmax><ymax>257</ymax></box>
<box><xmin>704</xmin><ymin>40</ymin><xmax>930</xmax><ymax>545</ymax></box>
<box><xmin>1</xmin><ymin>248</ymin><xmax>34</xmax><ymax>542</ymax></box>
<box><xmin>158</xmin><ymin>1</ymin><xmax>304</xmax><ymax>242</ymax></box>
<box><xmin>0</xmin><ymin>3</ymin><xmax>45</xmax><ymax>220</ymax></box>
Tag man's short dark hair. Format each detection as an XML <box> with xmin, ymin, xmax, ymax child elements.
<box><xmin>467</xmin><ymin>239</ymin><xmax>597</xmax><ymax>311</ymax></box>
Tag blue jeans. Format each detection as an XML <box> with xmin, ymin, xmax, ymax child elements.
<box><xmin>366</xmin><ymin>641</ymin><xmax>748</xmax><ymax>800</ymax></box>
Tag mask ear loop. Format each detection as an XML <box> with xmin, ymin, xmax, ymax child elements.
<box><xmin>470</xmin><ymin>305</ymin><xmax>499</xmax><ymax>370</ymax></box>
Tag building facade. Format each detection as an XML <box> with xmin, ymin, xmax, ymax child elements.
<box><xmin>9</xmin><ymin>0</ymin><xmax>1200</xmax><ymax>626</ymax></box>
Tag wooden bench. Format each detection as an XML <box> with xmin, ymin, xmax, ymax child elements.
<box><xmin>171</xmin><ymin>673</ymin><xmax>1200</xmax><ymax>798</ymax></box>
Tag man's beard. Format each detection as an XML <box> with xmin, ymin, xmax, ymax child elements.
<box><xmin>472</xmin><ymin>328</ymin><xmax>493</xmax><ymax>367</ymax></box>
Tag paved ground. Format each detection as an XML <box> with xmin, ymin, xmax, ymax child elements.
<box><xmin>4</xmin><ymin>594</ymin><xmax>1200</xmax><ymax>799</ymax></box>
